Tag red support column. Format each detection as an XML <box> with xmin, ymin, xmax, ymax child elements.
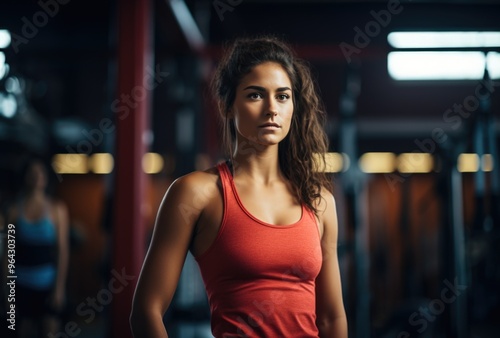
<box><xmin>112</xmin><ymin>0</ymin><xmax>151</xmax><ymax>337</ymax></box>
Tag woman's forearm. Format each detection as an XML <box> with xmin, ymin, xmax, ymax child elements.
<box><xmin>54</xmin><ymin>204</ymin><xmax>69</xmax><ymax>306</ymax></box>
<box><xmin>54</xmin><ymin>246</ymin><xmax>68</xmax><ymax>300</ymax></box>
<box><xmin>130</xmin><ymin>310</ymin><xmax>169</xmax><ymax>338</ymax></box>
<box><xmin>318</xmin><ymin>315</ymin><xmax>348</xmax><ymax>338</ymax></box>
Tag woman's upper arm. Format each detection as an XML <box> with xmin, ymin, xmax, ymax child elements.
<box><xmin>132</xmin><ymin>173</ymin><xmax>206</xmax><ymax>316</ymax></box>
<box><xmin>54</xmin><ymin>201</ymin><xmax>69</xmax><ymax>249</ymax></box>
<box><xmin>315</xmin><ymin>192</ymin><xmax>346</xmax><ymax>323</ymax></box>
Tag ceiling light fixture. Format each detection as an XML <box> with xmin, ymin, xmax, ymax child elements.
<box><xmin>388</xmin><ymin>31</ymin><xmax>500</xmax><ymax>49</ymax></box>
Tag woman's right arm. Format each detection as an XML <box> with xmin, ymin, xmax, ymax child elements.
<box><xmin>130</xmin><ymin>174</ymin><xmax>206</xmax><ymax>337</ymax></box>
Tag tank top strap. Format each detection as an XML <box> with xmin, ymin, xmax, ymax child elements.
<box><xmin>216</xmin><ymin>161</ymin><xmax>232</xmax><ymax>183</ymax></box>
<box><xmin>43</xmin><ymin>199</ymin><xmax>52</xmax><ymax>219</ymax></box>
<box><xmin>216</xmin><ymin>161</ymin><xmax>232</xmax><ymax>206</ymax></box>
<box><xmin>17</xmin><ymin>197</ymin><xmax>53</xmax><ymax>225</ymax></box>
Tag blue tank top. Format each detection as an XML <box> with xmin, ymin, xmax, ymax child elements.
<box><xmin>16</xmin><ymin>202</ymin><xmax>57</xmax><ymax>290</ymax></box>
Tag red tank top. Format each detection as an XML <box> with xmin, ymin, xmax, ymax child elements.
<box><xmin>195</xmin><ymin>162</ymin><xmax>322</xmax><ymax>338</ymax></box>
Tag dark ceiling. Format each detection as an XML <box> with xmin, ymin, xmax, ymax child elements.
<box><xmin>0</xmin><ymin>0</ymin><xmax>499</xmax><ymax>163</ymax></box>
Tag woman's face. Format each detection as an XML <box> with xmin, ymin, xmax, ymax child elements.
<box><xmin>25</xmin><ymin>162</ymin><xmax>47</xmax><ymax>191</ymax></box>
<box><xmin>231</xmin><ymin>62</ymin><xmax>294</xmax><ymax>148</ymax></box>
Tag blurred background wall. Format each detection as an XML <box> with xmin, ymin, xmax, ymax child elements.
<box><xmin>0</xmin><ymin>0</ymin><xmax>499</xmax><ymax>337</ymax></box>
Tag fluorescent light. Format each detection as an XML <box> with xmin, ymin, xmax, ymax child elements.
<box><xmin>143</xmin><ymin>152</ymin><xmax>164</xmax><ymax>174</ymax></box>
<box><xmin>455</xmin><ymin>153</ymin><xmax>494</xmax><ymax>172</ymax></box>
<box><xmin>313</xmin><ymin>152</ymin><xmax>346</xmax><ymax>173</ymax></box>
<box><xmin>457</xmin><ymin>153</ymin><xmax>479</xmax><ymax>172</ymax></box>
<box><xmin>482</xmin><ymin>154</ymin><xmax>494</xmax><ymax>172</ymax></box>
<box><xmin>0</xmin><ymin>92</ymin><xmax>17</xmax><ymax>118</ymax></box>
<box><xmin>341</xmin><ymin>153</ymin><xmax>350</xmax><ymax>172</ymax></box>
<box><xmin>0</xmin><ymin>30</ymin><xmax>10</xmax><ymax>48</ymax></box>
<box><xmin>0</xmin><ymin>52</ymin><xmax>5</xmax><ymax>80</ymax></box>
<box><xmin>397</xmin><ymin>153</ymin><xmax>434</xmax><ymax>173</ymax></box>
<box><xmin>388</xmin><ymin>51</ymin><xmax>490</xmax><ymax>80</ymax></box>
<box><xmin>487</xmin><ymin>52</ymin><xmax>500</xmax><ymax>79</ymax></box>
<box><xmin>168</xmin><ymin>0</ymin><xmax>204</xmax><ymax>50</ymax></box>
<box><xmin>324</xmin><ymin>152</ymin><xmax>345</xmax><ymax>173</ymax></box>
<box><xmin>90</xmin><ymin>153</ymin><xmax>114</xmax><ymax>174</ymax></box>
<box><xmin>5</xmin><ymin>77</ymin><xmax>21</xmax><ymax>94</ymax></box>
<box><xmin>359</xmin><ymin>152</ymin><xmax>396</xmax><ymax>173</ymax></box>
<box><xmin>388</xmin><ymin>31</ymin><xmax>500</xmax><ymax>49</ymax></box>
<box><xmin>52</xmin><ymin>154</ymin><xmax>89</xmax><ymax>174</ymax></box>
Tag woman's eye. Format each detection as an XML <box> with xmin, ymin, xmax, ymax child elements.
<box><xmin>248</xmin><ymin>93</ymin><xmax>263</xmax><ymax>100</ymax></box>
<box><xmin>277</xmin><ymin>94</ymin><xmax>290</xmax><ymax>101</ymax></box>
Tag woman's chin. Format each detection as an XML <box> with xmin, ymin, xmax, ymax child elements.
<box><xmin>253</xmin><ymin>137</ymin><xmax>283</xmax><ymax>147</ymax></box>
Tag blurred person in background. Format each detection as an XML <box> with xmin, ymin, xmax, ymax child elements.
<box><xmin>131</xmin><ymin>36</ymin><xmax>347</xmax><ymax>338</ymax></box>
<box><xmin>2</xmin><ymin>159</ymin><xmax>69</xmax><ymax>338</ymax></box>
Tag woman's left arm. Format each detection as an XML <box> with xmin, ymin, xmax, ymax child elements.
<box><xmin>315</xmin><ymin>191</ymin><xmax>348</xmax><ymax>338</ymax></box>
<box><xmin>52</xmin><ymin>200</ymin><xmax>69</xmax><ymax>310</ymax></box>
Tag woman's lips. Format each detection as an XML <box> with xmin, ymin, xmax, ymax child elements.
<box><xmin>259</xmin><ymin>123</ymin><xmax>281</xmax><ymax>128</ymax></box>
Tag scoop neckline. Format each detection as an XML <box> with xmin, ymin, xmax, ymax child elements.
<box><xmin>223</xmin><ymin>162</ymin><xmax>304</xmax><ymax>228</ymax></box>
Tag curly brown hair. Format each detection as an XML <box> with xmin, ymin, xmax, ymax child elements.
<box><xmin>212</xmin><ymin>35</ymin><xmax>333</xmax><ymax>215</ymax></box>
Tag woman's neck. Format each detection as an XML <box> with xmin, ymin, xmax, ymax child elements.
<box><xmin>24</xmin><ymin>189</ymin><xmax>45</xmax><ymax>201</ymax></box>
<box><xmin>232</xmin><ymin>139</ymin><xmax>282</xmax><ymax>184</ymax></box>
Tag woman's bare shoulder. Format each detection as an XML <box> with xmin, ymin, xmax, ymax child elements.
<box><xmin>312</xmin><ymin>187</ymin><xmax>335</xmax><ymax>212</ymax></box>
<box><xmin>49</xmin><ymin>198</ymin><xmax>68</xmax><ymax>212</ymax></box>
<box><xmin>163</xmin><ymin>166</ymin><xmax>220</xmax><ymax>203</ymax></box>
<box><xmin>172</xmin><ymin>166</ymin><xmax>219</xmax><ymax>187</ymax></box>
<box><xmin>320</xmin><ymin>188</ymin><xmax>335</xmax><ymax>204</ymax></box>
<box><xmin>155</xmin><ymin>166</ymin><xmax>221</xmax><ymax>230</ymax></box>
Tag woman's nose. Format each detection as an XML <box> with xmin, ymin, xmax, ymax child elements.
<box><xmin>266</xmin><ymin>99</ymin><xmax>279</xmax><ymax>116</ymax></box>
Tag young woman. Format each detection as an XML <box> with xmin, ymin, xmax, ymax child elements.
<box><xmin>130</xmin><ymin>36</ymin><xmax>347</xmax><ymax>337</ymax></box>
<box><xmin>4</xmin><ymin>159</ymin><xmax>69</xmax><ymax>338</ymax></box>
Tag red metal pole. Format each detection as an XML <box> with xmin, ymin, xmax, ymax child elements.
<box><xmin>112</xmin><ymin>0</ymin><xmax>151</xmax><ymax>337</ymax></box>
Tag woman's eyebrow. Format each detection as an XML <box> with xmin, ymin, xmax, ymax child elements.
<box><xmin>243</xmin><ymin>85</ymin><xmax>292</xmax><ymax>92</ymax></box>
